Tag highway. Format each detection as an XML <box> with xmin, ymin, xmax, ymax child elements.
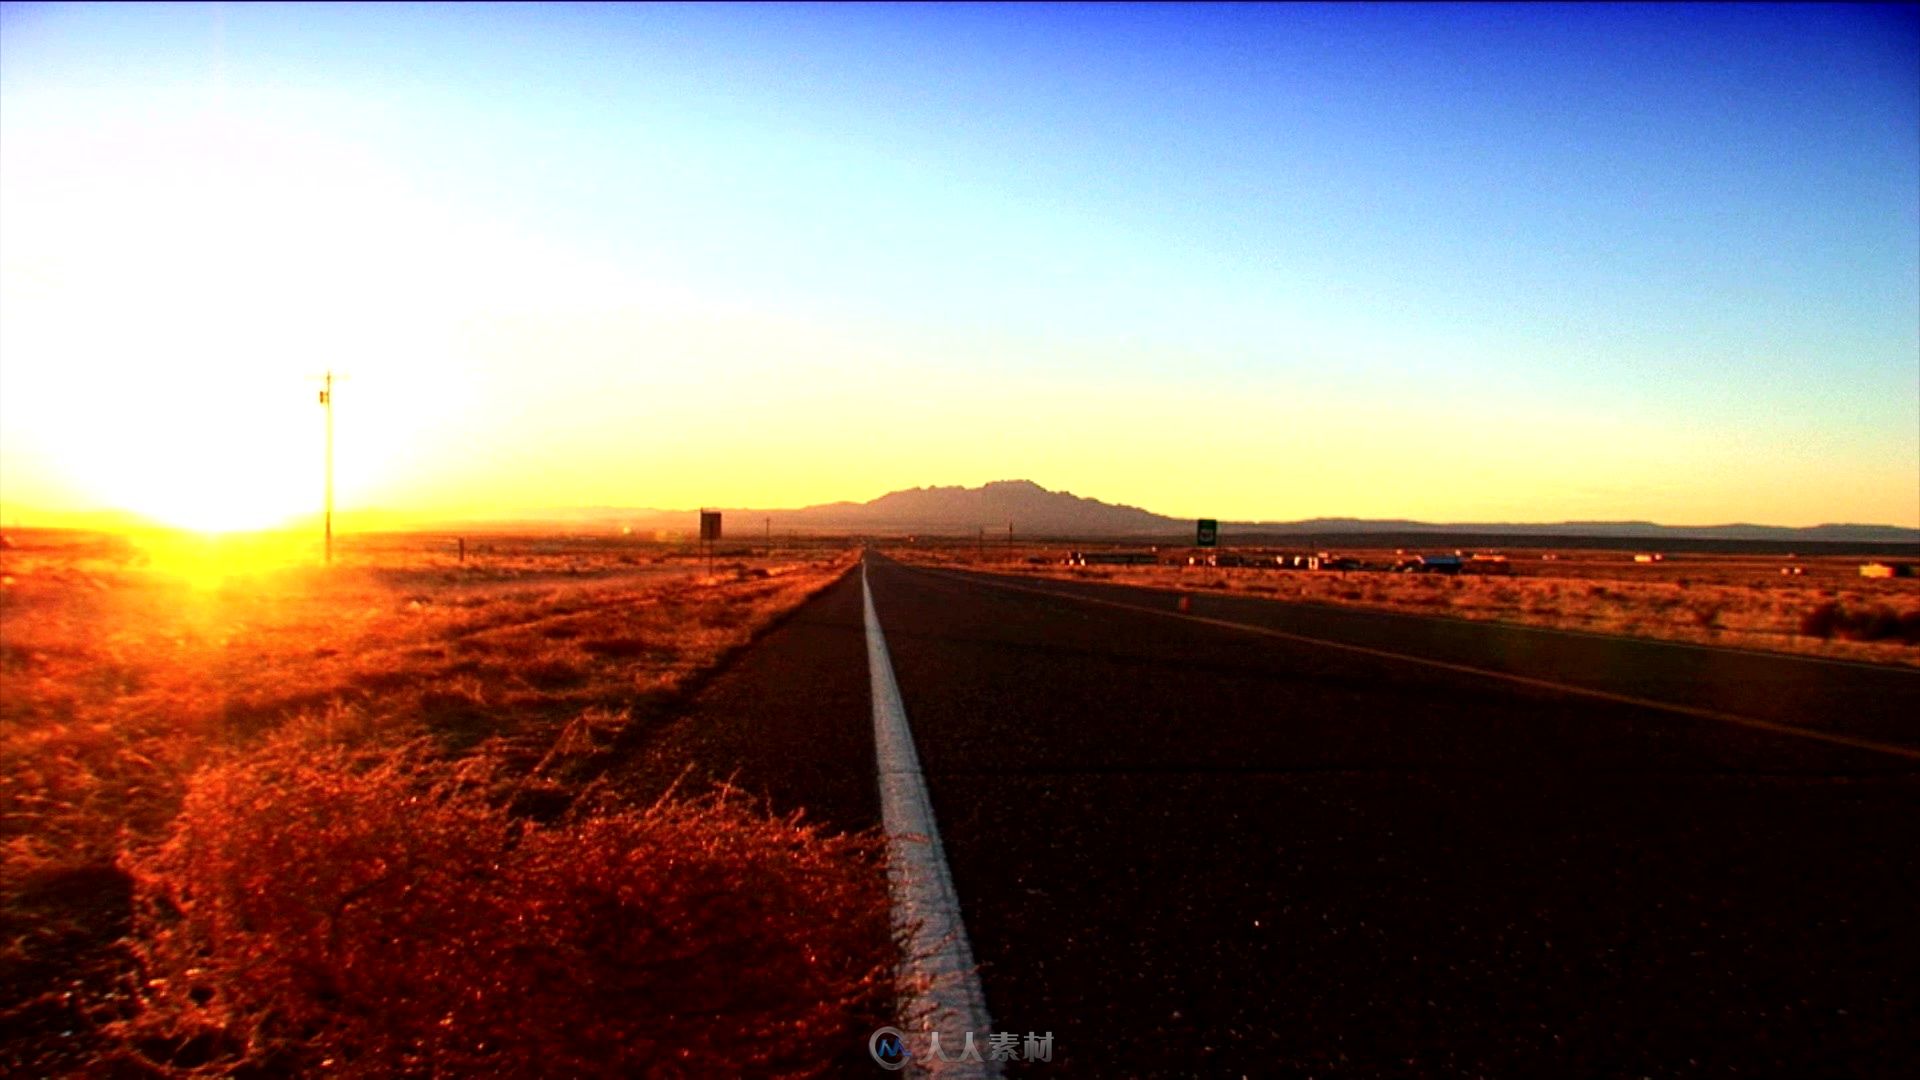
<box><xmin>644</xmin><ymin>552</ymin><xmax>1920</xmax><ymax>1076</ymax></box>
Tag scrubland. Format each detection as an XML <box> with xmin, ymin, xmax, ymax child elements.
<box><xmin>895</xmin><ymin>544</ymin><xmax>1920</xmax><ymax>668</ymax></box>
<box><xmin>1</xmin><ymin>529</ymin><xmax>886</xmax><ymax>1076</ymax></box>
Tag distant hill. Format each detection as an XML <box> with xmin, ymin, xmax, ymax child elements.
<box><xmin>754</xmin><ymin>479</ymin><xmax>1168</xmax><ymax>535</ymax></box>
<box><xmin>1241</xmin><ymin>518</ymin><xmax>1920</xmax><ymax>545</ymax></box>
<box><xmin>393</xmin><ymin>480</ymin><xmax>1919</xmax><ymax>547</ymax></box>
<box><xmin>747</xmin><ymin>482</ymin><xmax>1918</xmax><ymax>545</ymax></box>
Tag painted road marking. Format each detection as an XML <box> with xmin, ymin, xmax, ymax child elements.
<box><xmin>863</xmin><ymin>561</ymin><xmax>997</xmax><ymax>1077</ymax></box>
<box><xmin>912</xmin><ymin>564</ymin><xmax>1920</xmax><ymax>764</ymax></box>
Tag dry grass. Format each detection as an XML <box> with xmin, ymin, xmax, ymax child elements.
<box><xmin>119</xmin><ymin>743</ymin><xmax>888</xmax><ymax>1077</ymax></box>
<box><xmin>1</xmin><ymin>529</ymin><xmax>881</xmax><ymax>1075</ymax></box>
<box><xmin>894</xmin><ymin>544</ymin><xmax>1920</xmax><ymax>668</ymax></box>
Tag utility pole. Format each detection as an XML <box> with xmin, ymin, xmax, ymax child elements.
<box><xmin>319</xmin><ymin>371</ymin><xmax>334</xmax><ymax>565</ymax></box>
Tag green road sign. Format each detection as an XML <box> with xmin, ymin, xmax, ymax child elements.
<box><xmin>1197</xmin><ymin>519</ymin><xmax>1218</xmax><ymax>547</ymax></box>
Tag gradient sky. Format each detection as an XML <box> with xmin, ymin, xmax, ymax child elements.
<box><xmin>2</xmin><ymin>2</ymin><xmax>1916</xmax><ymax>530</ymax></box>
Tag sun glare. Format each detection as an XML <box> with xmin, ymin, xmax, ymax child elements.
<box><xmin>51</xmin><ymin>373</ymin><xmax>320</xmax><ymax>535</ymax></box>
<box><xmin>143</xmin><ymin>500</ymin><xmax>304</xmax><ymax>537</ymax></box>
<box><xmin>1</xmin><ymin>109</ymin><xmax>436</xmax><ymax>536</ymax></box>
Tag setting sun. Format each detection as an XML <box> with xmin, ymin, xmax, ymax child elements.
<box><xmin>16</xmin><ymin>360</ymin><xmax>321</xmax><ymax>534</ymax></box>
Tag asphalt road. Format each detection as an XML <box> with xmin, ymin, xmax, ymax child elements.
<box><xmin>646</xmin><ymin>553</ymin><xmax>1920</xmax><ymax>1077</ymax></box>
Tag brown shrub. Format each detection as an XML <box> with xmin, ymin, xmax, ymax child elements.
<box><xmin>580</xmin><ymin>636</ymin><xmax>654</xmax><ymax>660</ymax></box>
<box><xmin>1850</xmin><ymin>607</ymin><xmax>1902</xmax><ymax>643</ymax></box>
<box><xmin>121</xmin><ymin>747</ymin><xmax>890</xmax><ymax>1077</ymax></box>
<box><xmin>348</xmin><ymin>668</ymin><xmax>414</xmax><ymax>693</ymax></box>
<box><xmin>1799</xmin><ymin>601</ymin><xmax>1920</xmax><ymax>644</ymax></box>
<box><xmin>517</xmin><ymin>656</ymin><xmax>587</xmax><ymax>689</ymax></box>
<box><xmin>417</xmin><ymin>678</ymin><xmax>499</xmax><ymax>748</ymax></box>
<box><xmin>1800</xmin><ymin>601</ymin><xmax>1842</xmax><ymax>639</ymax></box>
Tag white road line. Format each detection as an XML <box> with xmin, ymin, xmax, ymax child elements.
<box><xmin>913</xmin><ymin>564</ymin><xmax>1920</xmax><ymax>764</ymax></box>
<box><xmin>863</xmin><ymin>562</ymin><xmax>996</xmax><ymax>1077</ymax></box>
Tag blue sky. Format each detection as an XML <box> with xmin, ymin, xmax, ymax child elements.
<box><xmin>2</xmin><ymin>2</ymin><xmax>1916</xmax><ymax>527</ymax></box>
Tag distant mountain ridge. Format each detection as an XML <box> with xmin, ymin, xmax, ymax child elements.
<box><xmin>757</xmin><ymin>479</ymin><xmax>1167</xmax><ymax>535</ymax></box>
<box><xmin>1247</xmin><ymin>518</ymin><xmax>1920</xmax><ymax>544</ymax></box>
<box><xmin>508</xmin><ymin>480</ymin><xmax>1919</xmax><ymax>545</ymax></box>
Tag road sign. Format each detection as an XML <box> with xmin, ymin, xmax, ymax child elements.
<box><xmin>700</xmin><ymin>511</ymin><xmax>722</xmax><ymax>541</ymax></box>
<box><xmin>1196</xmin><ymin>519</ymin><xmax>1218</xmax><ymax>547</ymax></box>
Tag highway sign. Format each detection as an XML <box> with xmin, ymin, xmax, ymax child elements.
<box><xmin>700</xmin><ymin>511</ymin><xmax>722</xmax><ymax>541</ymax></box>
<box><xmin>1197</xmin><ymin>519</ymin><xmax>1218</xmax><ymax>547</ymax></box>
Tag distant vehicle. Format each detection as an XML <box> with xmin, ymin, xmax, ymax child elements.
<box><xmin>1394</xmin><ymin>554</ymin><xmax>1463</xmax><ymax>574</ymax></box>
<box><xmin>1309</xmin><ymin>554</ymin><xmax>1363</xmax><ymax>571</ymax></box>
<box><xmin>1859</xmin><ymin>562</ymin><xmax>1914</xmax><ymax>578</ymax></box>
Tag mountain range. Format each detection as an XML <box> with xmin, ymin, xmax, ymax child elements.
<box><xmin>497</xmin><ymin>480</ymin><xmax>1919</xmax><ymax>546</ymax></box>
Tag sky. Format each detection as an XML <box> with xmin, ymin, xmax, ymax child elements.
<box><xmin>1</xmin><ymin>1</ymin><xmax>1916</xmax><ymax>531</ymax></box>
